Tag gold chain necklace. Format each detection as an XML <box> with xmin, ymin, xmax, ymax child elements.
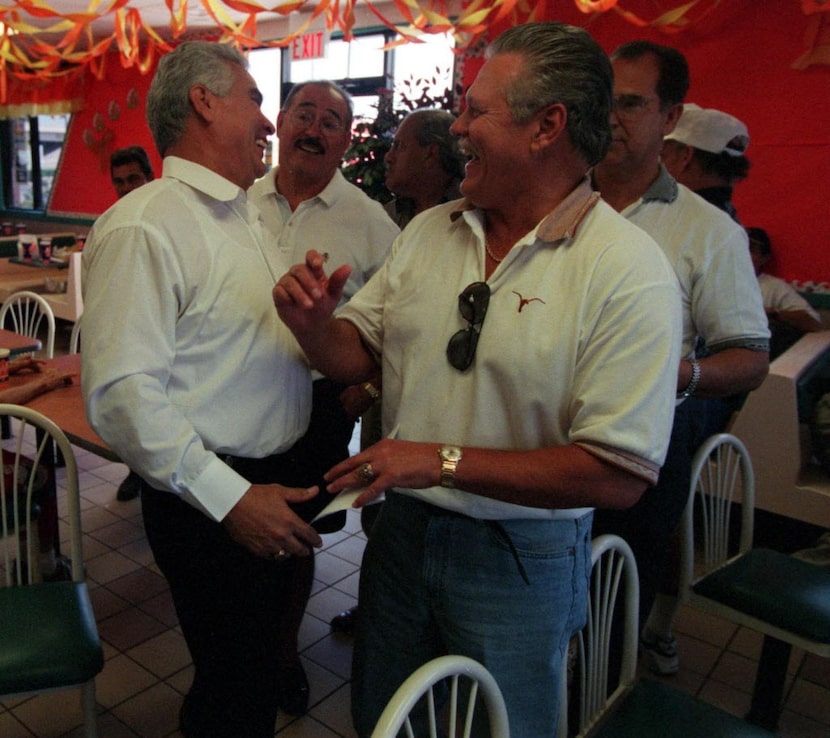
<box><xmin>485</xmin><ymin>241</ymin><xmax>504</xmax><ymax>263</ymax></box>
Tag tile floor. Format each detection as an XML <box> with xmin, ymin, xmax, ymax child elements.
<box><xmin>1</xmin><ymin>327</ymin><xmax>829</xmax><ymax>737</ymax></box>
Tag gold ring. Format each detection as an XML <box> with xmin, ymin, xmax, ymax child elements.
<box><xmin>358</xmin><ymin>462</ymin><xmax>375</xmax><ymax>484</ymax></box>
<box><xmin>273</xmin><ymin>549</ymin><xmax>289</xmax><ymax>561</ymax></box>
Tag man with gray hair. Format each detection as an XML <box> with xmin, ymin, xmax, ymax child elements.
<box><xmin>274</xmin><ymin>22</ymin><xmax>681</xmax><ymax>736</ymax></box>
<box><xmin>383</xmin><ymin>108</ymin><xmax>465</xmax><ymax>227</ymax></box>
<box><xmin>82</xmin><ymin>41</ymin><xmax>324</xmax><ymax>738</ymax></box>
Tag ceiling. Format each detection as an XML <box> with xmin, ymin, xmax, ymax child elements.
<box><xmin>5</xmin><ymin>1</ymin><xmax>285</xmax><ymax>41</ymax></box>
<box><xmin>0</xmin><ymin>0</ymin><xmax>469</xmax><ymax>93</ymax></box>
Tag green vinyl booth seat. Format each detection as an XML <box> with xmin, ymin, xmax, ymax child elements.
<box><xmin>599</xmin><ymin>680</ymin><xmax>776</xmax><ymax>738</ymax></box>
<box><xmin>692</xmin><ymin>548</ymin><xmax>830</xmax><ymax>646</ymax></box>
<box><xmin>0</xmin><ymin>581</ymin><xmax>104</xmax><ymax>694</ymax></box>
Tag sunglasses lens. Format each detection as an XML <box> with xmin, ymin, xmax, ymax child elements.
<box><xmin>446</xmin><ymin>327</ymin><xmax>480</xmax><ymax>372</ymax></box>
<box><xmin>458</xmin><ymin>282</ymin><xmax>490</xmax><ymax>324</ymax></box>
<box><xmin>447</xmin><ymin>282</ymin><xmax>490</xmax><ymax>371</ymax></box>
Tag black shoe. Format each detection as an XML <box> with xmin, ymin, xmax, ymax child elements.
<box><xmin>277</xmin><ymin>661</ymin><xmax>310</xmax><ymax>716</ymax></box>
<box><xmin>330</xmin><ymin>606</ymin><xmax>358</xmax><ymax>636</ymax></box>
<box><xmin>179</xmin><ymin>693</ymin><xmax>200</xmax><ymax>738</ymax></box>
<box><xmin>43</xmin><ymin>555</ymin><xmax>73</xmax><ymax>582</ymax></box>
<box><xmin>116</xmin><ymin>471</ymin><xmax>142</xmax><ymax>501</ymax></box>
<box><xmin>13</xmin><ymin>555</ymin><xmax>75</xmax><ymax>584</ymax></box>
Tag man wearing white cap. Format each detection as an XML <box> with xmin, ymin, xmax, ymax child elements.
<box><xmin>661</xmin><ymin>102</ymin><xmax>751</xmax><ymax>220</ymax></box>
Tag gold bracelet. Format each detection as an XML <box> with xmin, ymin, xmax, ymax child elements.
<box><xmin>362</xmin><ymin>382</ymin><xmax>381</xmax><ymax>402</ymax></box>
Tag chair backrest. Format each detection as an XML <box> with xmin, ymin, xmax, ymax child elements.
<box><xmin>370</xmin><ymin>654</ymin><xmax>511</xmax><ymax>738</ymax></box>
<box><xmin>0</xmin><ymin>290</ymin><xmax>55</xmax><ymax>359</ymax></box>
<box><xmin>0</xmin><ymin>403</ymin><xmax>84</xmax><ymax>585</ymax></box>
<box><xmin>42</xmin><ymin>251</ymin><xmax>84</xmax><ymax>324</ymax></box>
<box><xmin>562</xmin><ymin>534</ymin><xmax>640</xmax><ymax>738</ymax></box>
<box><xmin>679</xmin><ymin>433</ymin><xmax>755</xmax><ymax>599</ymax></box>
<box><xmin>69</xmin><ymin>315</ymin><xmax>82</xmax><ymax>354</ymax></box>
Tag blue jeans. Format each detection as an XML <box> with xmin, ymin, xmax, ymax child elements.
<box><xmin>351</xmin><ymin>493</ymin><xmax>592</xmax><ymax>738</ymax></box>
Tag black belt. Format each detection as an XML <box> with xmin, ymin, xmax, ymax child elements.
<box><xmin>221</xmin><ymin>448</ymin><xmax>301</xmax><ymax>487</ymax></box>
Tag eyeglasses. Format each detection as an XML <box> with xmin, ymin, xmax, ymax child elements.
<box><xmin>446</xmin><ymin>282</ymin><xmax>490</xmax><ymax>371</ymax></box>
<box><xmin>612</xmin><ymin>94</ymin><xmax>657</xmax><ymax>121</ymax></box>
<box><xmin>289</xmin><ymin>107</ymin><xmax>345</xmax><ymax>134</ymax></box>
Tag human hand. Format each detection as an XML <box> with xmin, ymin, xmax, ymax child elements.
<box><xmin>339</xmin><ymin>383</ymin><xmax>376</xmax><ymax>421</ymax></box>
<box><xmin>223</xmin><ymin>483</ymin><xmax>323</xmax><ymax>559</ymax></box>
<box><xmin>9</xmin><ymin>356</ymin><xmax>46</xmax><ymax>375</ymax></box>
<box><xmin>324</xmin><ymin>439</ymin><xmax>440</xmax><ymax>507</ymax></box>
<box><xmin>42</xmin><ymin>368</ymin><xmax>75</xmax><ymax>389</ymax></box>
<box><xmin>273</xmin><ymin>249</ymin><xmax>351</xmax><ymax>335</ymax></box>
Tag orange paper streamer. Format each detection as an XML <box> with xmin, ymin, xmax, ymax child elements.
<box><xmin>0</xmin><ymin>0</ymin><xmax>811</xmax><ymax>107</ymax></box>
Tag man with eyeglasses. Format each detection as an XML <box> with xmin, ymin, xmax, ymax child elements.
<box><xmin>248</xmin><ymin>79</ymin><xmax>398</xmax><ymax>716</ymax></box>
<box><xmin>592</xmin><ymin>41</ymin><xmax>770</xmax><ymax>677</ymax></box>
<box><xmin>275</xmin><ymin>23</ymin><xmax>681</xmax><ymax>737</ymax></box>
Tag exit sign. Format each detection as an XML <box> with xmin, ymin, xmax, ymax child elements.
<box><xmin>291</xmin><ymin>31</ymin><xmax>328</xmax><ymax>61</ymax></box>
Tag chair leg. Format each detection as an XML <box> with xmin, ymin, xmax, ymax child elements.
<box><xmin>746</xmin><ymin>635</ymin><xmax>790</xmax><ymax>731</ymax></box>
<box><xmin>81</xmin><ymin>680</ymin><xmax>99</xmax><ymax>738</ymax></box>
<box><xmin>34</xmin><ymin>428</ymin><xmax>63</xmax><ymax>559</ymax></box>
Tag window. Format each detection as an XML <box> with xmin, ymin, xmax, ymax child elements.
<box><xmin>248</xmin><ymin>28</ymin><xmax>456</xmax><ymax>160</ymax></box>
<box><xmin>0</xmin><ymin>114</ymin><xmax>70</xmax><ymax>211</ymax></box>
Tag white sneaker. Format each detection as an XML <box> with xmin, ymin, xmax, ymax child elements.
<box><xmin>641</xmin><ymin>631</ymin><xmax>680</xmax><ymax>675</ymax></box>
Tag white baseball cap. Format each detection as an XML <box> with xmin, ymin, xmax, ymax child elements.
<box><xmin>665</xmin><ymin>103</ymin><xmax>749</xmax><ymax>156</ymax></box>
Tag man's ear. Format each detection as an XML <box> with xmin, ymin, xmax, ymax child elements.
<box><xmin>188</xmin><ymin>84</ymin><xmax>216</xmax><ymax>122</ymax></box>
<box><xmin>531</xmin><ymin>102</ymin><xmax>567</xmax><ymax>154</ymax></box>
<box><xmin>677</xmin><ymin>143</ymin><xmax>695</xmax><ymax>171</ymax></box>
<box><xmin>662</xmin><ymin>102</ymin><xmax>684</xmax><ymax>137</ymax></box>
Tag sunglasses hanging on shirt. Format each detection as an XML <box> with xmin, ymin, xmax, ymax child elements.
<box><xmin>446</xmin><ymin>281</ymin><xmax>491</xmax><ymax>371</ymax></box>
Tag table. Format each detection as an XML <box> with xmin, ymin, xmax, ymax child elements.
<box><xmin>4</xmin><ymin>354</ymin><xmax>117</xmax><ymax>564</ymax></box>
<box><xmin>6</xmin><ymin>354</ymin><xmax>118</xmax><ymax>462</ymax></box>
<box><xmin>0</xmin><ymin>328</ymin><xmax>42</xmax><ymax>357</ymax></box>
<box><xmin>0</xmin><ymin>254</ymin><xmax>68</xmax><ymax>303</ymax></box>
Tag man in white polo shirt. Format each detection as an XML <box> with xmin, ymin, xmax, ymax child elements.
<box><xmin>275</xmin><ymin>22</ymin><xmax>681</xmax><ymax>738</ymax></box>
<box><xmin>592</xmin><ymin>40</ymin><xmax>769</xmax><ymax>676</ymax></box>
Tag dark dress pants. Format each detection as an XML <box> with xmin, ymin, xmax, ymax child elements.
<box><xmin>140</xmin><ymin>449</ymin><xmax>315</xmax><ymax>738</ymax></box>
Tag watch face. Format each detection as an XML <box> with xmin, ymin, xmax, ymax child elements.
<box><xmin>442</xmin><ymin>446</ymin><xmax>462</xmax><ymax>461</ymax></box>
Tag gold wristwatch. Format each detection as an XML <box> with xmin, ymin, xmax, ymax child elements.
<box><xmin>438</xmin><ymin>445</ymin><xmax>463</xmax><ymax>488</ymax></box>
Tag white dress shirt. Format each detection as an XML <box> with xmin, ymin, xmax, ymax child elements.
<box><xmin>82</xmin><ymin>157</ymin><xmax>311</xmax><ymax>522</ymax></box>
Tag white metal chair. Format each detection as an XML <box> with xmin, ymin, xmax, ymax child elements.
<box><xmin>0</xmin><ymin>404</ymin><xmax>104</xmax><ymax>737</ymax></box>
<box><xmin>371</xmin><ymin>654</ymin><xmax>510</xmax><ymax>738</ymax></box>
<box><xmin>69</xmin><ymin>314</ymin><xmax>82</xmax><ymax>354</ymax></box>
<box><xmin>0</xmin><ymin>289</ymin><xmax>55</xmax><ymax>358</ymax></box>
<box><xmin>560</xmin><ymin>534</ymin><xmax>775</xmax><ymax>737</ymax></box>
<box><xmin>679</xmin><ymin>433</ymin><xmax>830</xmax><ymax>730</ymax></box>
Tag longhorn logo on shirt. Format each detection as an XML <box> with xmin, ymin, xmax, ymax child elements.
<box><xmin>512</xmin><ymin>291</ymin><xmax>546</xmax><ymax>313</ymax></box>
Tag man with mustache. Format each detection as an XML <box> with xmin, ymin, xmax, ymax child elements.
<box><xmin>248</xmin><ymin>80</ymin><xmax>398</xmax><ymax>716</ymax></box>
<box><xmin>274</xmin><ymin>23</ymin><xmax>681</xmax><ymax>737</ymax></box>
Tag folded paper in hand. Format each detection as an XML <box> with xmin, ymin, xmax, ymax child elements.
<box><xmin>311</xmin><ymin>487</ymin><xmax>385</xmax><ymax>531</ymax></box>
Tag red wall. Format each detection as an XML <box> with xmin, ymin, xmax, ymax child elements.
<box><xmin>48</xmin><ymin>3</ymin><xmax>830</xmax><ymax>284</ymax></box>
<box><xmin>48</xmin><ymin>54</ymin><xmax>161</xmax><ymax>218</ymax></box>
<box><xmin>461</xmin><ymin>0</ymin><xmax>830</xmax><ymax>285</ymax></box>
